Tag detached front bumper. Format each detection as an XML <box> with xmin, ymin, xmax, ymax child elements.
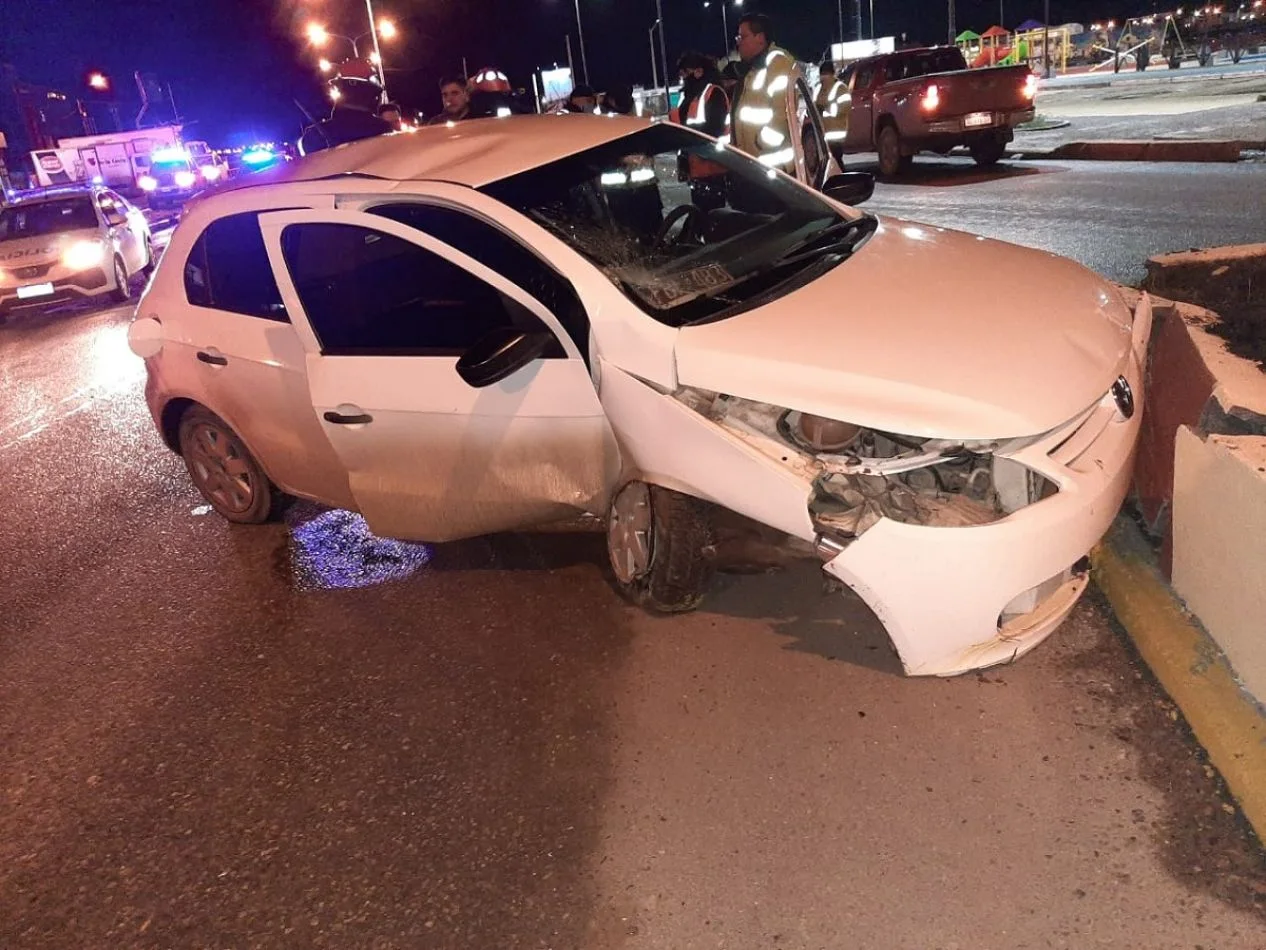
<box><xmin>823</xmin><ymin>295</ymin><xmax>1153</xmax><ymax>676</ymax></box>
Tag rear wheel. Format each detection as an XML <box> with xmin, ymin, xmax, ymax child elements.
<box><xmin>876</xmin><ymin>124</ymin><xmax>911</xmax><ymax>177</ymax></box>
<box><xmin>108</xmin><ymin>255</ymin><xmax>131</xmax><ymax>304</ymax></box>
<box><xmin>178</xmin><ymin>405</ymin><xmax>281</xmax><ymax>524</ymax></box>
<box><xmin>970</xmin><ymin>138</ymin><xmax>1007</xmax><ymax>167</ymax></box>
<box><xmin>607</xmin><ymin>481</ymin><xmax>715</xmax><ymax>613</ymax></box>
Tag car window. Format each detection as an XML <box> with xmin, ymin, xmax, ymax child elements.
<box><xmin>183</xmin><ymin>213</ymin><xmax>287</xmax><ymax>321</ymax></box>
<box><xmin>0</xmin><ymin>198</ymin><xmax>98</xmax><ymax>238</ymax></box>
<box><xmin>367</xmin><ymin>202</ymin><xmax>590</xmax><ymax>357</ymax></box>
<box><xmin>481</xmin><ymin>124</ymin><xmax>853</xmax><ymax>327</ymax></box>
<box><xmin>853</xmin><ymin>64</ymin><xmax>874</xmax><ymax>89</ymax></box>
<box><xmin>793</xmin><ymin>78</ymin><xmax>829</xmax><ymax>189</ymax></box>
<box><xmin>280</xmin><ymin>222</ymin><xmax>564</xmax><ymax>358</ymax></box>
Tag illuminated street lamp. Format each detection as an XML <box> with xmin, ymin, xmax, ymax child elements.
<box><xmin>87</xmin><ymin>72</ymin><xmax>110</xmax><ymax>91</ymax></box>
<box><xmin>304</xmin><ymin>16</ymin><xmax>395</xmax><ymax>92</ymax></box>
<box><xmin>377</xmin><ymin>18</ymin><xmax>397</xmax><ymax>39</ymax></box>
<box><xmin>703</xmin><ymin>0</ymin><xmax>742</xmax><ymax>51</ymax></box>
<box><xmin>318</xmin><ymin>57</ymin><xmax>333</xmax><ymax>73</ymax></box>
<box><xmin>306</xmin><ymin>22</ymin><xmax>330</xmax><ymax>46</ymax></box>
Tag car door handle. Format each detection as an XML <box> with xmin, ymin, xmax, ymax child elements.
<box><xmin>196</xmin><ymin>350</ymin><xmax>228</xmax><ymax>366</ymax></box>
<box><xmin>323</xmin><ymin>410</ymin><xmax>374</xmax><ymax>425</ymax></box>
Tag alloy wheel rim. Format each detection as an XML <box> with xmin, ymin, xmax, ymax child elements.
<box><xmin>608</xmin><ymin>482</ymin><xmax>653</xmax><ymax>584</ymax></box>
<box><xmin>187</xmin><ymin>422</ymin><xmax>255</xmax><ymax>513</ymax></box>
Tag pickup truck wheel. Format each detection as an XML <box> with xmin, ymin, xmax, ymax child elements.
<box><xmin>969</xmin><ymin>138</ymin><xmax>1007</xmax><ymax>167</ymax></box>
<box><xmin>607</xmin><ymin>481</ymin><xmax>715</xmax><ymax>613</ymax></box>
<box><xmin>876</xmin><ymin>125</ymin><xmax>910</xmax><ymax>177</ymax></box>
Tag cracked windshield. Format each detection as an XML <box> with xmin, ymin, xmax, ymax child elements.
<box><xmin>482</xmin><ymin>125</ymin><xmax>870</xmax><ymax>326</ymax></box>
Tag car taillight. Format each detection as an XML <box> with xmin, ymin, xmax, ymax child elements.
<box><xmin>1023</xmin><ymin>73</ymin><xmax>1039</xmax><ymax>100</ymax></box>
<box><xmin>920</xmin><ymin>83</ymin><xmax>940</xmax><ymax>112</ymax></box>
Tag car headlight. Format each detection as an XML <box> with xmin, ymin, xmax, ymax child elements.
<box><xmin>174</xmin><ymin>171</ymin><xmax>196</xmax><ymax>188</ymax></box>
<box><xmin>201</xmin><ymin>165</ymin><xmax>222</xmax><ymax>181</ymax></box>
<box><xmin>138</xmin><ymin>175</ymin><xmax>158</xmax><ymax>191</ymax></box>
<box><xmin>63</xmin><ymin>239</ymin><xmax>107</xmax><ymax>270</ymax></box>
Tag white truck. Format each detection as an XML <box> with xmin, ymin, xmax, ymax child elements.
<box><xmin>29</xmin><ymin>126</ymin><xmax>184</xmax><ymax>192</ymax></box>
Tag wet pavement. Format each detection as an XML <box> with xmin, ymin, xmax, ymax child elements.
<box><xmin>857</xmin><ymin>157</ymin><xmax>1266</xmax><ymax>285</ymax></box>
<box><xmin>3</xmin><ymin>170</ymin><xmax>1266</xmax><ymax>949</ymax></box>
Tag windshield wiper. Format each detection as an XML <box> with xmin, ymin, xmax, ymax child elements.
<box><xmin>771</xmin><ymin>214</ymin><xmax>877</xmax><ymax>269</ymax></box>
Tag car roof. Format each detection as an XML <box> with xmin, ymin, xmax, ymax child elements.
<box><xmin>8</xmin><ymin>185</ymin><xmax>105</xmax><ymax>207</ymax></box>
<box><xmin>222</xmin><ymin>113</ymin><xmax>650</xmax><ymax>193</ymax></box>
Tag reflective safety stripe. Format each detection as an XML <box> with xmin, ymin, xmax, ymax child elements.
<box><xmin>759</xmin><ymin>125</ymin><xmax>785</xmax><ymax>147</ymax></box>
<box><xmin>630</xmin><ymin>167</ymin><xmax>655</xmax><ymax>182</ymax></box>
<box><xmin>496</xmin><ymin>106</ymin><xmax>512</xmax><ymax>117</ymax></box>
<box><xmin>600</xmin><ymin>171</ymin><xmax>628</xmax><ymax>185</ymax></box>
<box><xmin>766</xmin><ymin>75</ymin><xmax>788</xmax><ymax>95</ymax></box>
<box><xmin>758</xmin><ymin>146</ymin><xmax>795</xmax><ymax>166</ymax></box>
<box><xmin>752</xmin><ymin>68</ymin><xmax>768</xmax><ymax>91</ymax></box>
<box><xmin>739</xmin><ymin>105</ymin><xmax>774</xmax><ymax>124</ymax></box>
<box><xmin>765</xmin><ymin>48</ymin><xmax>788</xmax><ymax>65</ymax></box>
<box><xmin>718</xmin><ymin>133</ymin><xmax>731</xmax><ymax>145</ymax></box>
<box><xmin>825</xmin><ymin>130</ymin><xmax>847</xmax><ymax>141</ymax></box>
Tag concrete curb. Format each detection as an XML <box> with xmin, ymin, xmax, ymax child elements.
<box><xmin>1008</xmin><ymin>139</ymin><xmax>1261</xmax><ymax>162</ymax></box>
<box><xmin>1092</xmin><ymin>517</ymin><xmax>1266</xmax><ymax>843</ymax></box>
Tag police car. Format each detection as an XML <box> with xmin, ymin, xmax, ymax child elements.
<box><xmin>0</xmin><ymin>184</ymin><xmax>154</xmax><ymax>322</ymax></box>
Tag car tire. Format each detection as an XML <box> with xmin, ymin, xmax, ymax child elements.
<box><xmin>607</xmin><ymin>481</ymin><xmax>715</xmax><ymax>613</ymax></box>
<box><xmin>141</xmin><ymin>237</ymin><xmax>156</xmax><ymax>276</ymax></box>
<box><xmin>108</xmin><ymin>255</ymin><xmax>131</xmax><ymax>304</ymax></box>
<box><xmin>178</xmin><ymin>405</ymin><xmax>281</xmax><ymax>524</ymax></box>
<box><xmin>876</xmin><ymin>124</ymin><xmax>911</xmax><ymax>177</ymax></box>
<box><xmin>970</xmin><ymin>138</ymin><xmax>1007</xmax><ymax>167</ymax></box>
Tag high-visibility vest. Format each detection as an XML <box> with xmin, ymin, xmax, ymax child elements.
<box><xmin>683</xmin><ymin>83</ymin><xmax>730</xmax><ymax>179</ymax></box>
<box><xmin>732</xmin><ymin>46</ymin><xmax>797</xmax><ymax>171</ymax></box>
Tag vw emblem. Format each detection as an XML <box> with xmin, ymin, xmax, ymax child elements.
<box><xmin>1111</xmin><ymin>376</ymin><xmax>1135</xmax><ymax>420</ymax></box>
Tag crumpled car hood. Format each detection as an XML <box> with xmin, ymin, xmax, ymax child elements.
<box><xmin>673</xmin><ymin>217</ymin><xmax>1134</xmax><ymax>441</ymax></box>
<box><xmin>0</xmin><ymin>229</ymin><xmax>99</xmax><ymax>268</ymax></box>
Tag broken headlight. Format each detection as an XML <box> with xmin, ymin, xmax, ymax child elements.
<box><xmin>779</xmin><ymin>411</ymin><xmax>1057</xmax><ymax>540</ymax></box>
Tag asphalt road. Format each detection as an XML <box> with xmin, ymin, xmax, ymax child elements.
<box><xmin>3</xmin><ymin>162</ymin><xmax>1266</xmax><ymax>949</ymax></box>
<box><xmin>856</xmin><ymin>156</ymin><xmax>1266</xmax><ymax>286</ymax></box>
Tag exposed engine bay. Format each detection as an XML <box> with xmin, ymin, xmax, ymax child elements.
<box><xmin>674</xmin><ymin>388</ymin><xmax>1056</xmax><ymax>543</ymax></box>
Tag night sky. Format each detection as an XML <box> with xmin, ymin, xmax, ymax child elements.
<box><xmin>2</xmin><ymin>0</ymin><xmax>1158</xmax><ymax>145</ymax></box>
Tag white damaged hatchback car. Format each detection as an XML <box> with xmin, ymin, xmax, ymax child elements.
<box><xmin>129</xmin><ymin>115</ymin><xmax>1152</xmax><ymax>676</ymax></box>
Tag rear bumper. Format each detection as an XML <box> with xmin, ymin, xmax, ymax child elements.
<box><xmin>923</xmin><ymin>107</ymin><xmax>1035</xmax><ymax>138</ymax></box>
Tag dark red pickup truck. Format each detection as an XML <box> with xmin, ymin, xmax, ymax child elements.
<box><xmin>835</xmin><ymin>46</ymin><xmax>1037</xmax><ymax>176</ymax></box>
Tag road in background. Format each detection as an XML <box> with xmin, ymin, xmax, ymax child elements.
<box><xmin>856</xmin><ymin>157</ymin><xmax>1265</xmax><ymax>286</ymax></box>
<box><xmin>1</xmin><ymin>180</ymin><xmax>1264</xmax><ymax>949</ymax></box>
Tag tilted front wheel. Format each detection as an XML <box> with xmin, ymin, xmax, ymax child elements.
<box><xmin>607</xmin><ymin>482</ymin><xmax>715</xmax><ymax>613</ymax></box>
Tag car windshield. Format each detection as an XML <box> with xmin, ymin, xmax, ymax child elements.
<box><xmin>481</xmin><ymin>124</ymin><xmax>864</xmax><ymax>326</ymax></box>
<box><xmin>152</xmin><ymin>158</ymin><xmax>193</xmax><ymax>172</ymax></box>
<box><xmin>0</xmin><ymin>198</ymin><xmax>98</xmax><ymax>239</ymax></box>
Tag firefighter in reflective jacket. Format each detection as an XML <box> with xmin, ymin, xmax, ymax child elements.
<box><xmin>730</xmin><ymin>13</ymin><xmax>797</xmax><ymax>172</ymax></box>
<box><xmin>815</xmin><ymin>59</ymin><xmax>852</xmax><ymax>159</ymax></box>
<box><xmin>673</xmin><ymin>51</ymin><xmax>730</xmax><ymax>209</ymax></box>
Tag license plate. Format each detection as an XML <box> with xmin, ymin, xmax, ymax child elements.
<box><xmin>964</xmin><ymin>112</ymin><xmax>994</xmax><ymax>128</ymax></box>
<box><xmin>17</xmin><ymin>282</ymin><xmax>54</xmax><ymax>299</ymax></box>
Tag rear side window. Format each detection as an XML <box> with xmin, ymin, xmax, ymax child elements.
<box><xmin>853</xmin><ymin>64</ymin><xmax>874</xmax><ymax>89</ymax></box>
<box><xmin>183</xmin><ymin>213</ymin><xmax>287</xmax><ymax>321</ymax></box>
<box><xmin>368</xmin><ymin>201</ymin><xmax>590</xmax><ymax>357</ymax></box>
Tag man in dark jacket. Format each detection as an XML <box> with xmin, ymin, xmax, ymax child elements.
<box><xmin>298</xmin><ymin>59</ymin><xmax>394</xmax><ymax>156</ymax></box>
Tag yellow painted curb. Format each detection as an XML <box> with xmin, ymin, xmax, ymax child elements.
<box><xmin>1092</xmin><ymin>518</ymin><xmax>1266</xmax><ymax>843</ymax></box>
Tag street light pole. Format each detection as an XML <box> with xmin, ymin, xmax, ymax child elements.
<box><xmin>655</xmin><ymin>0</ymin><xmax>668</xmax><ymax>97</ymax></box>
<box><xmin>364</xmin><ymin>0</ymin><xmax>386</xmax><ymax>90</ymax></box>
<box><xmin>573</xmin><ymin>0</ymin><xmax>590</xmax><ymax>85</ymax></box>
<box><xmin>1043</xmin><ymin>0</ymin><xmax>1052</xmax><ymax>77</ymax></box>
<box><xmin>869</xmin><ymin>0</ymin><xmax>875</xmax><ymax>39</ymax></box>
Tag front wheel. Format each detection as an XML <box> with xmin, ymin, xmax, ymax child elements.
<box><xmin>970</xmin><ymin>138</ymin><xmax>1007</xmax><ymax>167</ymax></box>
<box><xmin>108</xmin><ymin>256</ymin><xmax>131</xmax><ymax>304</ymax></box>
<box><xmin>876</xmin><ymin>124</ymin><xmax>911</xmax><ymax>177</ymax></box>
<box><xmin>178</xmin><ymin>406</ymin><xmax>281</xmax><ymax>524</ymax></box>
<box><xmin>607</xmin><ymin>481</ymin><xmax>715</xmax><ymax>613</ymax></box>
<box><xmin>141</xmin><ymin>236</ymin><xmax>156</xmax><ymax>276</ymax></box>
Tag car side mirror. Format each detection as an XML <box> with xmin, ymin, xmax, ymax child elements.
<box><xmin>456</xmin><ymin>327</ymin><xmax>554</xmax><ymax>388</ymax></box>
<box><xmin>821</xmin><ymin>171</ymin><xmax>875</xmax><ymax>206</ymax></box>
